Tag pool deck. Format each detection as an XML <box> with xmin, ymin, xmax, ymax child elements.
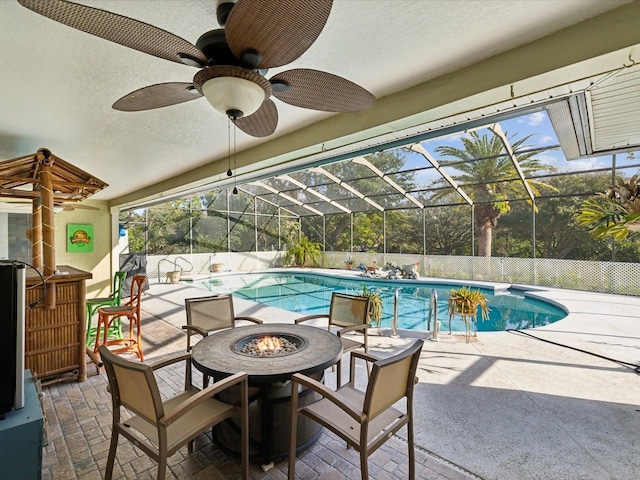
<box><xmin>42</xmin><ymin>269</ymin><xmax>640</xmax><ymax>479</ymax></box>
<box><xmin>155</xmin><ymin>269</ymin><xmax>640</xmax><ymax>479</ymax></box>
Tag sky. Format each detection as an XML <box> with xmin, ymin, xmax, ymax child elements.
<box><xmin>402</xmin><ymin>109</ymin><xmax>639</xmax><ymax>188</ymax></box>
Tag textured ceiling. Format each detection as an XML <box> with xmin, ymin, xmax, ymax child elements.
<box><xmin>0</xmin><ymin>0</ymin><xmax>633</xmax><ymax>205</ymax></box>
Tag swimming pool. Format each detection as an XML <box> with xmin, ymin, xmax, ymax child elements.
<box><xmin>187</xmin><ymin>272</ymin><xmax>566</xmax><ymax>332</ymax></box>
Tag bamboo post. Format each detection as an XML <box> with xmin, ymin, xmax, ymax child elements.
<box><xmin>31</xmin><ymin>194</ymin><xmax>43</xmax><ymax>268</ymax></box>
<box><xmin>37</xmin><ymin>149</ymin><xmax>56</xmax><ymax>309</ymax></box>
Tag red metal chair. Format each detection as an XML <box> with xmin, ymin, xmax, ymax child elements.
<box><xmin>95</xmin><ymin>274</ymin><xmax>146</xmax><ymax>361</ymax></box>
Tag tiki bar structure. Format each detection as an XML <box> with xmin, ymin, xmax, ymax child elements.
<box><xmin>0</xmin><ymin>149</ymin><xmax>108</xmax><ymax>382</ymax></box>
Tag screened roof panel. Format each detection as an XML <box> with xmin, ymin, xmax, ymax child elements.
<box><xmin>321</xmin><ymin>183</ymin><xmax>361</xmax><ymax>200</ymax></box>
<box><xmin>412</xmin><ymin>186</ymin><xmax>471</xmax><ymax>206</ymax></box>
<box><xmin>323</xmin><ymin>160</ymin><xmax>377</xmax><ymax>181</ymax></box>
<box><xmin>366</xmin><ymin>149</ymin><xmax>416</xmax><ymax>173</ymax></box>
<box><xmin>347</xmin><ymin>177</ymin><xmax>399</xmax><ymax>195</ymax></box>
<box><xmin>385</xmin><ymin>170</ymin><xmax>425</xmax><ymax>190</ymax></box>
<box><xmin>140</xmin><ymin>106</ymin><xmax>640</xmax><ymax>221</ymax></box>
<box><xmin>288</xmin><ymin>170</ymin><xmax>329</xmax><ymax>187</ymax></box>
<box><xmin>229</xmin><ymin>191</ymin><xmax>254</xmax><ymax>212</ymax></box>
<box><xmin>305</xmin><ymin>201</ymin><xmax>348</xmax><ymax>215</ymax></box>
<box><xmin>369</xmin><ymin>193</ymin><xmax>418</xmax><ymax>209</ymax></box>
<box><xmin>286</xmin><ymin>204</ymin><xmax>317</xmax><ymax>216</ymax></box>
<box><xmin>258</xmin><ymin>192</ymin><xmax>294</xmax><ymax>207</ymax></box>
<box><xmin>243</xmin><ymin>184</ymin><xmax>272</xmax><ymax>196</ymax></box>
<box><xmin>264</xmin><ymin>177</ymin><xmax>299</xmax><ymax>192</ymax></box>
<box><xmin>340</xmin><ymin>197</ymin><xmax>380</xmax><ymax>212</ymax></box>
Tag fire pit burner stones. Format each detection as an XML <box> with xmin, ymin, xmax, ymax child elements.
<box><xmin>233</xmin><ymin>333</ymin><xmax>307</xmax><ymax>357</ymax></box>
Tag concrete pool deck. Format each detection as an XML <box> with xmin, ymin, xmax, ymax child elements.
<box><xmin>143</xmin><ymin>270</ymin><xmax>640</xmax><ymax>479</ymax></box>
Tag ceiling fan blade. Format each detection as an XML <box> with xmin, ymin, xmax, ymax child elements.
<box><xmin>113</xmin><ymin>83</ymin><xmax>202</xmax><ymax>112</ymax></box>
<box><xmin>18</xmin><ymin>0</ymin><xmax>207</xmax><ymax>66</ymax></box>
<box><xmin>233</xmin><ymin>99</ymin><xmax>278</xmax><ymax>137</ymax></box>
<box><xmin>225</xmin><ymin>0</ymin><xmax>332</xmax><ymax>69</ymax></box>
<box><xmin>271</xmin><ymin>69</ymin><xmax>375</xmax><ymax>112</ymax></box>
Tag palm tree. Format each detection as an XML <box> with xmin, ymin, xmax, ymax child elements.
<box><xmin>434</xmin><ymin>131</ymin><xmax>555</xmax><ymax>256</ymax></box>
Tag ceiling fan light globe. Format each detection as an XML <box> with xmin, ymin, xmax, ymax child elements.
<box><xmin>202</xmin><ymin>76</ymin><xmax>265</xmax><ymax>118</ymax></box>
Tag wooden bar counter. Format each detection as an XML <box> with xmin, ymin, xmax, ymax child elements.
<box><xmin>25</xmin><ymin>265</ymin><xmax>92</xmax><ymax>382</ymax></box>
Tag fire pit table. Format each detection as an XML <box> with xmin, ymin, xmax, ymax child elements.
<box><xmin>191</xmin><ymin>323</ymin><xmax>343</xmax><ymax>464</ymax></box>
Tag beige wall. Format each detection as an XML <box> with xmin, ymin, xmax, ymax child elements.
<box><xmin>54</xmin><ymin>199</ymin><xmax>113</xmax><ymax>297</ymax></box>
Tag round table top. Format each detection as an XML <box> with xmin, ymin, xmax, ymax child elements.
<box><xmin>191</xmin><ymin>323</ymin><xmax>343</xmax><ymax>384</ymax></box>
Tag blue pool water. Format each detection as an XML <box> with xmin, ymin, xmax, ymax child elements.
<box><xmin>187</xmin><ymin>272</ymin><xmax>566</xmax><ymax>332</ymax></box>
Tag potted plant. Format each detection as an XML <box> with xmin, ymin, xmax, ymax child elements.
<box><xmin>284</xmin><ymin>235</ymin><xmax>322</xmax><ymax>267</ymax></box>
<box><xmin>166</xmin><ymin>270</ymin><xmax>181</xmax><ymax>283</ymax></box>
<box><xmin>357</xmin><ymin>284</ymin><xmax>384</xmax><ymax>326</ymax></box>
<box><xmin>447</xmin><ymin>286</ymin><xmax>490</xmax><ymax>342</ymax></box>
<box><xmin>576</xmin><ymin>174</ymin><xmax>640</xmax><ymax>239</ymax></box>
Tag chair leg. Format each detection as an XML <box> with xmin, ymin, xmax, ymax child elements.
<box><xmin>336</xmin><ymin>359</ymin><xmax>342</xmax><ymax>389</ymax></box>
<box><xmin>134</xmin><ymin>314</ymin><xmax>144</xmax><ymax>361</ymax></box>
<box><xmin>360</xmin><ymin>450</ymin><xmax>369</xmax><ymax>480</ymax></box>
<box><xmin>240</xmin><ymin>380</ymin><xmax>249</xmax><ymax>480</ymax></box>
<box><xmin>93</xmin><ymin>313</ymin><xmax>105</xmax><ymax>355</ymax></box>
<box><xmin>408</xmin><ymin>420</ymin><xmax>415</xmax><ymax>480</ymax></box>
<box><xmin>156</xmin><ymin>456</ymin><xmax>167</xmax><ymax>480</ymax></box>
<box><xmin>105</xmin><ymin>428</ymin><xmax>119</xmax><ymax>480</ymax></box>
<box><xmin>288</xmin><ymin>382</ymin><xmax>300</xmax><ymax>480</ymax></box>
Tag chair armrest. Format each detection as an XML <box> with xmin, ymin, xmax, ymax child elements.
<box><xmin>160</xmin><ymin>372</ymin><xmax>248</xmax><ymax>427</ymax></box>
<box><xmin>145</xmin><ymin>351</ymin><xmax>192</xmax><ymax>371</ymax></box>
<box><xmin>182</xmin><ymin>324</ymin><xmax>208</xmax><ymax>337</ymax></box>
<box><xmin>234</xmin><ymin>316</ymin><xmax>263</xmax><ymax>324</ymax></box>
<box><xmin>336</xmin><ymin>323</ymin><xmax>372</xmax><ymax>336</ymax></box>
<box><xmin>347</xmin><ymin>350</ymin><xmax>380</xmax><ymax>387</ymax></box>
<box><xmin>350</xmin><ymin>350</ymin><xmax>379</xmax><ymax>364</ymax></box>
<box><xmin>295</xmin><ymin>314</ymin><xmax>329</xmax><ymax>324</ymax></box>
<box><xmin>291</xmin><ymin>373</ymin><xmax>365</xmax><ymax>423</ymax></box>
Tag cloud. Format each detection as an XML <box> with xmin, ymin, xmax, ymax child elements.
<box><xmin>538</xmin><ymin>135</ymin><xmax>554</xmax><ymax>145</ymax></box>
<box><xmin>528</xmin><ymin>112</ymin><xmax>546</xmax><ymax>126</ymax></box>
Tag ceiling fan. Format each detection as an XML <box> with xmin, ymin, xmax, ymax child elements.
<box><xmin>18</xmin><ymin>0</ymin><xmax>376</xmax><ymax>137</ymax></box>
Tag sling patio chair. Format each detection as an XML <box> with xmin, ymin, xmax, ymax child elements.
<box><xmin>295</xmin><ymin>292</ymin><xmax>371</xmax><ymax>387</ymax></box>
<box><xmin>99</xmin><ymin>345</ymin><xmax>249</xmax><ymax>480</ymax></box>
<box><xmin>183</xmin><ymin>294</ymin><xmax>262</xmax><ymax>387</ymax></box>
<box><xmin>288</xmin><ymin>339</ymin><xmax>424</xmax><ymax>480</ymax></box>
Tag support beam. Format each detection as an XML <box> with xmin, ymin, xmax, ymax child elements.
<box><xmin>309</xmin><ymin>167</ymin><xmax>384</xmax><ymax>212</ymax></box>
<box><xmin>409</xmin><ymin>144</ymin><xmax>473</xmax><ymax>205</ymax></box>
<box><xmin>352</xmin><ymin>156</ymin><xmax>424</xmax><ymax>208</ymax></box>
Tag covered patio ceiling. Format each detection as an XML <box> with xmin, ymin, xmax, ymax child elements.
<box><xmin>1</xmin><ymin>1</ymin><xmax>639</xmax><ymax>214</ymax></box>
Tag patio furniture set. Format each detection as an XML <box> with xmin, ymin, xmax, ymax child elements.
<box><xmin>87</xmin><ymin>274</ymin><xmax>424</xmax><ymax>480</ymax></box>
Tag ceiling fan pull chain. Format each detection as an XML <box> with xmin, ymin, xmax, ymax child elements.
<box><xmin>227</xmin><ymin>118</ymin><xmax>233</xmax><ymax>177</ymax></box>
<box><xmin>232</xmin><ymin>124</ymin><xmax>238</xmax><ymax>195</ymax></box>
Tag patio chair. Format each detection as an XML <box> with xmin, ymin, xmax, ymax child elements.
<box><xmin>183</xmin><ymin>294</ymin><xmax>262</xmax><ymax>387</ymax></box>
<box><xmin>85</xmin><ymin>271</ymin><xmax>127</xmax><ymax>346</ymax></box>
<box><xmin>95</xmin><ymin>274</ymin><xmax>146</xmax><ymax>361</ymax></box>
<box><xmin>98</xmin><ymin>345</ymin><xmax>249</xmax><ymax>480</ymax></box>
<box><xmin>288</xmin><ymin>339</ymin><xmax>424</xmax><ymax>480</ymax></box>
<box><xmin>295</xmin><ymin>292</ymin><xmax>371</xmax><ymax>387</ymax></box>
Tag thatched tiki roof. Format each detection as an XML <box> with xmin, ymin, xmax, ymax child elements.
<box><xmin>0</xmin><ymin>149</ymin><xmax>108</xmax><ymax>306</ymax></box>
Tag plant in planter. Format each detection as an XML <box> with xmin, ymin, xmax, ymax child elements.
<box><xmin>447</xmin><ymin>286</ymin><xmax>490</xmax><ymax>342</ymax></box>
<box><xmin>357</xmin><ymin>283</ymin><xmax>384</xmax><ymax>327</ymax></box>
<box><xmin>166</xmin><ymin>270</ymin><xmax>182</xmax><ymax>283</ymax></box>
<box><xmin>576</xmin><ymin>174</ymin><xmax>640</xmax><ymax>239</ymax></box>
<box><xmin>282</xmin><ymin>222</ymin><xmax>322</xmax><ymax>267</ymax></box>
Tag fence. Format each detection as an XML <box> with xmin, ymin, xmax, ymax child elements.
<box><xmin>145</xmin><ymin>251</ymin><xmax>640</xmax><ymax>295</ymax></box>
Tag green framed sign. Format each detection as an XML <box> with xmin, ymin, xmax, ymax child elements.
<box><xmin>67</xmin><ymin>224</ymin><xmax>93</xmax><ymax>253</ymax></box>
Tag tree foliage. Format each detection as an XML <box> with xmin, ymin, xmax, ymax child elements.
<box><xmin>433</xmin><ymin>131</ymin><xmax>557</xmax><ymax>256</ymax></box>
